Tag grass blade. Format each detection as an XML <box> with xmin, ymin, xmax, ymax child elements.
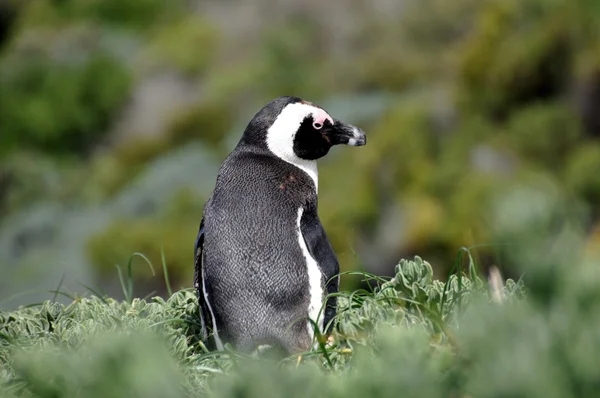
<box><xmin>115</xmin><ymin>264</ymin><xmax>129</xmax><ymax>302</ymax></box>
<box><xmin>123</xmin><ymin>252</ymin><xmax>156</xmax><ymax>303</ymax></box>
<box><xmin>77</xmin><ymin>282</ymin><xmax>109</xmax><ymax>304</ymax></box>
<box><xmin>161</xmin><ymin>246</ymin><xmax>173</xmax><ymax>297</ymax></box>
<box><xmin>51</xmin><ymin>272</ymin><xmax>66</xmax><ymax>303</ymax></box>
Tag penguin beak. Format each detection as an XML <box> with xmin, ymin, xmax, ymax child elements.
<box><xmin>329</xmin><ymin>119</ymin><xmax>367</xmax><ymax>147</ymax></box>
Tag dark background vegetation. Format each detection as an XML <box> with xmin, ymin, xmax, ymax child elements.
<box><xmin>2</xmin><ymin>1</ymin><xmax>600</xmax><ymax>397</ymax></box>
<box><xmin>1</xmin><ymin>0</ymin><xmax>600</xmax><ymax>308</ymax></box>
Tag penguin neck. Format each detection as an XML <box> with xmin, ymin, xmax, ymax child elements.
<box><xmin>289</xmin><ymin>158</ymin><xmax>318</xmax><ymax>193</ymax></box>
<box><xmin>271</xmin><ymin>152</ymin><xmax>318</xmax><ymax>193</ymax></box>
<box><xmin>235</xmin><ymin>140</ymin><xmax>319</xmax><ymax>193</ymax></box>
<box><xmin>261</xmin><ymin>134</ymin><xmax>319</xmax><ymax>193</ymax></box>
<box><xmin>265</xmin><ymin>144</ymin><xmax>318</xmax><ymax>192</ymax></box>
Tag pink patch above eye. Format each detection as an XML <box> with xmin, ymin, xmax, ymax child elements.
<box><xmin>312</xmin><ymin>109</ymin><xmax>333</xmax><ymax>127</ymax></box>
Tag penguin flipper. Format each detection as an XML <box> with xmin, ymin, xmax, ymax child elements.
<box><xmin>299</xmin><ymin>205</ymin><xmax>340</xmax><ymax>335</ymax></box>
<box><xmin>194</xmin><ymin>217</ymin><xmax>212</xmax><ymax>344</ymax></box>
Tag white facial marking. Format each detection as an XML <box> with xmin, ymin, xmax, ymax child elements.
<box><xmin>201</xmin><ymin>255</ymin><xmax>224</xmax><ymax>350</ymax></box>
<box><xmin>347</xmin><ymin>126</ymin><xmax>362</xmax><ymax>146</ymax></box>
<box><xmin>297</xmin><ymin>207</ymin><xmax>324</xmax><ymax>342</ymax></box>
<box><xmin>266</xmin><ymin>102</ymin><xmax>332</xmax><ymax>192</ymax></box>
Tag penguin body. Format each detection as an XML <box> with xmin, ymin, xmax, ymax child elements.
<box><xmin>194</xmin><ymin>96</ymin><xmax>366</xmax><ymax>355</ymax></box>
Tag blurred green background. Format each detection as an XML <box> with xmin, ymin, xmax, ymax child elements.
<box><xmin>1</xmin><ymin>0</ymin><xmax>599</xmax><ymax>308</ymax></box>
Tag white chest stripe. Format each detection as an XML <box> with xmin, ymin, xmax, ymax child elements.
<box><xmin>265</xmin><ymin>103</ymin><xmax>321</xmax><ymax>192</ymax></box>
<box><xmin>201</xmin><ymin>256</ymin><xmax>224</xmax><ymax>351</ymax></box>
<box><xmin>296</xmin><ymin>207</ymin><xmax>324</xmax><ymax>341</ymax></box>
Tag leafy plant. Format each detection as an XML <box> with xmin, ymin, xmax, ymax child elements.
<box><xmin>86</xmin><ymin>188</ymin><xmax>205</xmax><ymax>291</ymax></box>
<box><xmin>0</xmin><ymin>46</ymin><xmax>132</xmax><ymax>156</ymax></box>
<box><xmin>0</xmin><ymin>255</ymin><xmax>526</xmax><ymax>397</ymax></box>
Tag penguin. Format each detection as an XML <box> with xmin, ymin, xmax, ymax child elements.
<box><xmin>193</xmin><ymin>96</ymin><xmax>366</xmax><ymax>355</ymax></box>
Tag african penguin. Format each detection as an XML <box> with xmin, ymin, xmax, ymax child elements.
<box><xmin>193</xmin><ymin>96</ymin><xmax>366</xmax><ymax>355</ymax></box>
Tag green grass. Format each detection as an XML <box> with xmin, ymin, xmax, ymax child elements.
<box><xmin>1</xmin><ymin>230</ymin><xmax>600</xmax><ymax>398</ymax></box>
<box><xmin>0</xmin><ymin>254</ymin><xmax>525</xmax><ymax>398</ymax></box>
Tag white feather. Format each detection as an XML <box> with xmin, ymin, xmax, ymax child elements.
<box><xmin>296</xmin><ymin>207</ymin><xmax>324</xmax><ymax>341</ymax></box>
<box><xmin>201</xmin><ymin>256</ymin><xmax>224</xmax><ymax>350</ymax></box>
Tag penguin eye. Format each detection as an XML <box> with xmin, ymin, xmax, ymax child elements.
<box><xmin>312</xmin><ymin>122</ymin><xmax>323</xmax><ymax>130</ymax></box>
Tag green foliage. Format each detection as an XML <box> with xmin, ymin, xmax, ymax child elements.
<box><xmin>81</xmin><ymin>94</ymin><xmax>232</xmax><ymax>201</ymax></box>
<box><xmin>0</xmin><ymin>292</ymin><xmax>207</xmax><ymax>397</ymax></box>
<box><xmin>3</xmin><ymin>0</ymin><xmax>600</xmax><ymax>344</ymax></box>
<box><xmin>0</xmin><ymin>152</ymin><xmax>63</xmax><ymax>214</ymax></box>
<box><xmin>0</xmin><ymin>255</ymin><xmax>520</xmax><ymax>398</ymax></box>
<box><xmin>458</xmin><ymin>0</ymin><xmax>572</xmax><ymax>118</ymax></box>
<box><xmin>0</xmin><ymin>39</ymin><xmax>132</xmax><ymax>156</ymax></box>
<box><xmin>564</xmin><ymin>143</ymin><xmax>600</xmax><ymax>205</ymax></box>
<box><xmin>316</xmin><ymin>0</ymin><xmax>600</xmax><ymax>280</ymax></box>
<box><xmin>145</xmin><ymin>16</ymin><xmax>218</xmax><ymax>76</ymax></box>
<box><xmin>86</xmin><ymin>188</ymin><xmax>204</xmax><ymax>290</ymax></box>
<box><xmin>356</xmin><ymin>0</ymin><xmax>486</xmax><ymax>91</ymax></box>
<box><xmin>12</xmin><ymin>333</ymin><xmax>185</xmax><ymax>398</ymax></box>
<box><xmin>21</xmin><ymin>0</ymin><xmax>184</xmax><ymax>30</ymax></box>
<box><xmin>256</xmin><ymin>17</ymin><xmax>330</xmax><ymax>100</ymax></box>
<box><xmin>165</xmin><ymin>98</ymin><xmax>233</xmax><ymax>152</ymax></box>
<box><xmin>4</xmin><ymin>194</ymin><xmax>600</xmax><ymax>397</ymax></box>
<box><xmin>504</xmin><ymin>101</ymin><xmax>583</xmax><ymax>170</ymax></box>
<box><xmin>319</xmin><ymin>98</ymin><xmax>437</xmax><ymax>274</ymax></box>
<box><xmin>84</xmin><ymin>138</ymin><xmax>169</xmax><ymax>200</ymax></box>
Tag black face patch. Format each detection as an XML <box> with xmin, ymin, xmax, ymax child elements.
<box><xmin>293</xmin><ymin>116</ymin><xmax>333</xmax><ymax>160</ymax></box>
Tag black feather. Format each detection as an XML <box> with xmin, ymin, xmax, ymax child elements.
<box><xmin>193</xmin><ymin>217</ymin><xmax>214</xmax><ymax>347</ymax></box>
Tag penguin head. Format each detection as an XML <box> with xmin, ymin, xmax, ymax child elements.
<box><xmin>240</xmin><ymin>96</ymin><xmax>367</xmax><ymax>161</ymax></box>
